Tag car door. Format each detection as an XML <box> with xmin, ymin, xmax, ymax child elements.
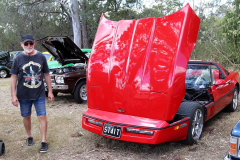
<box><xmin>211</xmin><ymin>65</ymin><xmax>232</xmax><ymax>115</ymax></box>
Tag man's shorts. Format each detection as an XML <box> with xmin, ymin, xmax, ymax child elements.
<box><xmin>19</xmin><ymin>97</ymin><xmax>46</xmax><ymax>117</ymax></box>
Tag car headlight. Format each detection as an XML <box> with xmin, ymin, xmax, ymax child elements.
<box><xmin>229</xmin><ymin>136</ymin><xmax>239</xmax><ymax>157</ymax></box>
<box><xmin>55</xmin><ymin>76</ymin><xmax>64</xmax><ymax>84</ymax></box>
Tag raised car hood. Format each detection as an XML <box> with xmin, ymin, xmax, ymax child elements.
<box><xmin>87</xmin><ymin>4</ymin><xmax>200</xmax><ymax>121</ymax></box>
<box><xmin>38</xmin><ymin>36</ymin><xmax>88</xmax><ymax>65</ymax></box>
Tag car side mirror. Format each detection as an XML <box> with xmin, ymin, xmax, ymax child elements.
<box><xmin>215</xmin><ymin>79</ymin><xmax>226</xmax><ymax>86</ymax></box>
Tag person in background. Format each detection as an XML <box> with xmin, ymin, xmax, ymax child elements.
<box><xmin>10</xmin><ymin>34</ymin><xmax>54</xmax><ymax>153</ymax></box>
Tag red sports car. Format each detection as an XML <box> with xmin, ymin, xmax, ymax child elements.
<box><xmin>82</xmin><ymin>4</ymin><xmax>240</xmax><ymax>145</ymax></box>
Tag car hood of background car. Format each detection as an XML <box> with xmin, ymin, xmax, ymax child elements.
<box><xmin>87</xmin><ymin>4</ymin><xmax>200</xmax><ymax>121</ymax></box>
<box><xmin>38</xmin><ymin>36</ymin><xmax>88</xmax><ymax>65</ymax></box>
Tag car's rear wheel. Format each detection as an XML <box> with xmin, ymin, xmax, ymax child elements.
<box><xmin>225</xmin><ymin>86</ymin><xmax>238</xmax><ymax>112</ymax></box>
<box><xmin>74</xmin><ymin>81</ymin><xmax>87</xmax><ymax>103</ymax></box>
<box><xmin>177</xmin><ymin>102</ymin><xmax>204</xmax><ymax>145</ymax></box>
<box><xmin>0</xmin><ymin>70</ymin><xmax>8</xmax><ymax>78</ymax></box>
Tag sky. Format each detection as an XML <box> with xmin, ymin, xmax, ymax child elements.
<box><xmin>143</xmin><ymin>0</ymin><xmax>228</xmax><ymax>9</ymax></box>
<box><xmin>142</xmin><ymin>0</ymin><xmax>229</xmax><ymax>17</ymax></box>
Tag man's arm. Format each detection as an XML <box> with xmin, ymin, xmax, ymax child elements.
<box><xmin>44</xmin><ymin>73</ymin><xmax>54</xmax><ymax>101</ymax></box>
<box><xmin>11</xmin><ymin>74</ymin><xmax>18</xmax><ymax>107</ymax></box>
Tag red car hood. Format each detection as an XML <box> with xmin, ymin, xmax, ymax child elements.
<box><xmin>87</xmin><ymin>4</ymin><xmax>200</xmax><ymax>121</ymax></box>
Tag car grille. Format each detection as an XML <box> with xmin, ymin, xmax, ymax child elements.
<box><xmin>50</xmin><ymin>75</ymin><xmax>55</xmax><ymax>84</ymax></box>
<box><xmin>43</xmin><ymin>75</ymin><xmax>55</xmax><ymax>85</ymax></box>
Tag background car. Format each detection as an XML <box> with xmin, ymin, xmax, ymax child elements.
<box><xmin>9</xmin><ymin>51</ymin><xmax>21</xmax><ymax>59</ymax></box>
<box><xmin>0</xmin><ymin>51</ymin><xmax>21</xmax><ymax>78</ymax></box>
<box><xmin>42</xmin><ymin>51</ymin><xmax>54</xmax><ymax>62</ymax></box>
<box><xmin>224</xmin><ymin>121</ymin><xmax>240</xmax><ymax>160</ymax></box>
<box><xmin>0</xmin><ymin>51</ymin><xmax>11</xmax><ymax>78</ymax></box>
<box><xmin>46</xmin><ymin>48</ymin><xmax>91</xmax><ymax>70</ymax></box>
<box><xmin>38</xmin><ymin>36</ymin><xmax>90</xmax><ymax>103</ymax></box>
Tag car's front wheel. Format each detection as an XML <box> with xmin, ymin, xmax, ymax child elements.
<box><xmin>74</xmin><ymin>81</ymin><xmax>87</xmax><ymax>103</ymax></box>
<box><xmin>177</xmin><ymin>102</ymin><xmax>204</xmax><ymax>145</ymax></box>
<box><xmin>0</xmin><ymin>70</ymin><xmax>8</xmax><ymax>78</ymax></box>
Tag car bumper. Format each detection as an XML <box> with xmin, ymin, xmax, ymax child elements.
<box><xmin>44</xmin><ymin>83</ymin><xmax>68</xmax><ymax>91</ymax></box>
<box><xmin>224</xmin><ymin>155</ymin><xmax>240</xmax><ymax>160</ymax></box>
<box><xmin>52</xmin><ymin>84</ymin><xmax>68</xmax><ymax>90</ymax></box>
<box><xmin>82</xmin><ymin>108</ymin><xmax>190</xmax><ymax>144</ymax></box>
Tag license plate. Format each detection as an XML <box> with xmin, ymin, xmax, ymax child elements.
<box><xmin>102</xmin><ymin>124</ymin><xmax>122</xmax><ymax>138</ymax></box>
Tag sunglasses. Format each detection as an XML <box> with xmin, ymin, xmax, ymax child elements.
<box><xmin>24</xmin><ymin>42</ymin><xmax>34</xmax><ymax>46</ymax></box>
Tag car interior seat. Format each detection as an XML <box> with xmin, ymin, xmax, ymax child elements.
<box><xmin>200</xmin><ymin>70</ymin><xmax>211</xmax><ymax>87</ymax></box>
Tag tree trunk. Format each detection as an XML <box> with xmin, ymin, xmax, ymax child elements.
<box><xmin>81</xmin><ymin>0</ymin><xmax>89</xmax><ymax>48</ymax></box>
<box><xmin>60</xmin><ymin>3</ymin><xmax>74</xmax><ymax>40</ymax></box>
<box><xmin>70</xmin><ymin>0</ymin><xmax>82</xmax><ymax>48</ymax></box>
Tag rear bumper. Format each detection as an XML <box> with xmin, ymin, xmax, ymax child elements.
<box><xmin>82</xmin><ymin>108</ymin><xmax>190</xmax><ymax>144</ymax></box>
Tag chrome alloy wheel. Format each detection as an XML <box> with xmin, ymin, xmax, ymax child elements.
<box><xmin>192</xmin><ymin>109</ymin><xmax>203</xmax><ymax>140</ymax></box>
<box><xmin>0</xmin><ymin>70</ymin><xmax>7</xmax><ymax>78</ymax></box>
<box><xmin>80</xmin><ymin>84</ymin><xmax>87</xmax><ymax>101</ymax></box>
<box><xmin>233</xmin><ymin>89</ymin><xmax>238</xmax><ymax>110</ymax></box>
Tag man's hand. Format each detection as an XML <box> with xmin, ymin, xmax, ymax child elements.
<box><xmin>12</xmin><ymin>95</ymin><xmax>18</xmax><ymax>107</ymax></box>
<box><xmin>44</xmin><ymin>73</ymin><xmax>54</xmax><ymax>101</ymax></box>
<box><xmin>48</xmin><ymin>92</ymin><xmax>54</xmax><ymax>101</ymax></box>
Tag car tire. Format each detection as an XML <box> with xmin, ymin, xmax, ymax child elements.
<box><xmin>0</xmin><ymin>70</ymin><xmax>8</xmax><ymax>78</ymax></box>
<box><xmin>74</xmin><ymin>81</ymin><xmax>87</xmax><ymax>103</ymax></box>
<box><xmin>177</xmin><ymin>102</ymin><xmax>204</xmax><ymax>145</ymax></box>
<box><xmin>225</xmin><ymin>86</ymin><xmax>238</xmax><ymax>112</ymax></box>
<box><xmin>0</xmin><ymin>141</ymin><xmax>5</xmax><ymax>155</ymax></box>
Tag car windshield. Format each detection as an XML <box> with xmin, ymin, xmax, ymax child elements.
<box><xmin>185</xmin><ymin>65</ymin><xmax>211</xmax><ymax>89</ymax></box>
<box><xmin>44</xmin><ymin>54</ymin><xmax>51</xmax><ymax>61</ymax></box>
<box><xmin>9</xmin><ymin>51</ymin><xmax>21</xmax><ymax>60</ymax></box>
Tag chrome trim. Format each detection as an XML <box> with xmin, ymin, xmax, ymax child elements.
<box><xmin>52</xmin><ymin>85</ymin><xmax>68</xmax><ymax>90</ymax></box>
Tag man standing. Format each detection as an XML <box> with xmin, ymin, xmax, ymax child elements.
<box><xmin>10</xmin><ymin>34</ymin><xmax>54</xmax><ymax>153</ymax></box>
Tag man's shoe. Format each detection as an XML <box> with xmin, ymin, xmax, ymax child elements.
<box><xmin>40</xmin><ymin>142</ymin><xmax>48</xmax><ymax>153</ymax></box>
<box><xmin>26</xmin><ymin>137</ymin><xmax>33</xmax><ymax>146</ymax></box>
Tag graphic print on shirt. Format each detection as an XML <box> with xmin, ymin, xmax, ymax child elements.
<box><xmin>22</xmin><ymin>61</ymin><xmax>42</xmax><ymax>88</ymax></box>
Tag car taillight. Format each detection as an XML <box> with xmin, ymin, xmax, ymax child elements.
<box><xmin>229</xmin><ymin>136</ymin><xmax>238</xmax><ymax>156</ymax></box>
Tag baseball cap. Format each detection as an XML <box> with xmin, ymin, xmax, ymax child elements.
<box><xmin>21</xmin><ymin>34</ymin><xmax>34</xmax><ymax>43</ymax></box>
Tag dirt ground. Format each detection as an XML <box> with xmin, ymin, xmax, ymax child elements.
<box><xmin>0</xmin><ymin>77</ymin><xmax>239</xmax><ymax>160</ymax></box>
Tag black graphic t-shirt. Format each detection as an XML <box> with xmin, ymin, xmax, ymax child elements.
<box><xmin>10</xmin><ymin>51</ymin><xmax>49</xmax><ymax>100</ymax></box>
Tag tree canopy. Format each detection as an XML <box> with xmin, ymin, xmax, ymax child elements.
<box><xmin>0</xmin><ymin>0</ymin><xmax>239</xmax><ymax>68</ymax></box>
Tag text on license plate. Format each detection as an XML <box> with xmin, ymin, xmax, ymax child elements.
<box><xmin>102</xmin><ymin>124</ymin><xmax>122</xmax><ymax>138</ymax></box>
